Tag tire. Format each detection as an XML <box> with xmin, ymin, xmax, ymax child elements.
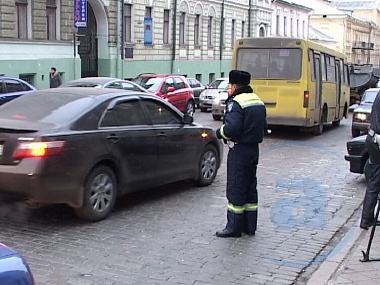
<box><xmin>185</xmin><ymin>101</ymin><xmax>195</xmax><ymax>117</ymax></box>
<box><xmin>212</xmin><ymin>115</ymin><xmax>222</xmax><ymax>121</ymax></box>
<box><xmin>194</xmin><ymin>145</ymin><xmax>219</xmax><ymax>186</ymax></box>
<box><xmin>351</xmin><ymin>128</ymin><xmax>360</xmax><ymax>138</ymax></box>
<box><xmin>200</xmin><ymin>107</ymin><xmax>208</xmax><ymax>112</ymax></box>
<box><xmin>364</xmin><ymin>158</ymin><xmax>370</xmax><ymax>181</ymax></box>
<box><xmin>332</xmin><ymin>120</ymin><xmax>340</xmax><ymax>127</ymax></box>
<box><xmin>75</xmin><ymin>165</ymin><xmax>117</xmax><ymax>222</ymax></box>
<box><xmin>313</xmin><ymin>114</ymin><xmax>324</xmax><ymax>136</ymax></box>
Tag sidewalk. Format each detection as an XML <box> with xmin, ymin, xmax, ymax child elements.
<box><xmin>307</xmin><ymin>220</ymin><xmax>380</xmax><ymax>285</ymax></box>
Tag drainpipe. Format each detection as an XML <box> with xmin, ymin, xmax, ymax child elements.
<box><xmin>219</xmin><ymin>0</ymin><xmax>225</xmax><ymax>71</ymax></box>
<box><xmin>116</xmin><ymin>0</ymin><xmax>122</xmax><ymax>78</ymax></box>
<box><xmin>248</xmin><ymin>0</ymin><xmax>252</xmax><ymax>37</ymax></box>
<box><xmin>367</xmin><ymin>22</ymin><xmax>372</xmax><ymax>64</ymax></box>
<box><xmin>171</xmin><ymin>0</ymin><xmax>178</xmax><ymax>73</ymax></box>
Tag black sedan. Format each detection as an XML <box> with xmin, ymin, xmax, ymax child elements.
<box><xmin>344</xmin><ymin>135</ymin><xmax>369</xmax><ymax>180</ymax></box>
<box><xmin>0</xmin><ymin>88</ymin><xmax>223</xmax><ymax>221</ymax></box>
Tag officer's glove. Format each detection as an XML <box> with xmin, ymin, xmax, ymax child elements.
<box><xmin>216</xmin><ymin>128</ymin><xmax>222</xmax><ymax>139</ymax></box>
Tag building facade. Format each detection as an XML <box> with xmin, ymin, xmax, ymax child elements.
<box><xmin>270</xmin><ymin>0</ymin><xmax>313</xmax><ymax>39</ymax></box>
<box><xmin>0</xmin><ymin>0</ymin><xmax>276</xmax><ymax>88</ymax></box>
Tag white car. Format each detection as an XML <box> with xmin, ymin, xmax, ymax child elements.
<box><xmin>199</xmin><ymin>77</ymin><xmax>229</xmax><ymax>112</ymax></box>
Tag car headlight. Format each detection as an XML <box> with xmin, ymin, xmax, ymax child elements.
<box><xmin>354</xmin><ymin>113</ymin><xmax>368</xmax><ymax>121</ymax></box>
<box><xmin>199</xmin><ymin>93</ymin><xmax>205</xmax><ymax>99</ymax></box>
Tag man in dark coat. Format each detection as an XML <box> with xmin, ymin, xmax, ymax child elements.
<box><xmin>215</xmin><ymin>70</ymin><xmax>267</xmax><ymax>238</ymax></box>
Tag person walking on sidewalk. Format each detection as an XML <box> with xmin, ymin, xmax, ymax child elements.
<box><xmin>215</xmin><ymin>70</ymin><xmax>267</xmax><ymax>238</ymax></box>
<box><xmin>49</xmin><ymin>67</ymin><xmax>62</xmax><ymax>88</ymax></box>
<box><xmin>360</xmin><ymin>89</ymin><xmax>380</xmax><ymax>230</ymax></box>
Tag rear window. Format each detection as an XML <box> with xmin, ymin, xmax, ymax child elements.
<box><xmin>0</xmin><ymin>92</ymin><xmax>96</xmax><ymax>125</ymax></box>
<box><xmin>361</xmin><ymin>90</ymin><xmax>379</xmax><ymax>104</ymax></box>
<box><xmin>209</xmin><ymin>80</ymin><xmax>228</xmax><ymax>89</ymax></box>
<box><xmin>131</xmin><ymin>77</ymin><xmax>163</xmax><ymax>92</ymax></box>
<box><xmin>237</xmin><ymin>48</ymin><xmax>302</xmax><ymax>80</ymax></box>
<box><xmin>61</xmin><ymin>82</ymin><xmax>100</xmax><ymax>88</ymax></box>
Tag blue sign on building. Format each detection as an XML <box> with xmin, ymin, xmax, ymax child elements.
<box><xmin>74</xmin><ymin>0</ymin><xmax>87</xmax><ymax>28</ymax></box>
<box><xmin>144</xmin><ymin>17</ymin><xmax>153</xmax><ymax>45</ymax></box>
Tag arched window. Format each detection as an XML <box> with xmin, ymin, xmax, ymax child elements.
<box><xmin>259</xmin><ymin>27</ymin><xmax>265</xmax><ymax>37</ymax></box>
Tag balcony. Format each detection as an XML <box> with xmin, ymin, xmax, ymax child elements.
<box><xmin>352</xmin><ymin>41</ymin><xmax>375</xmax><ymax>50</ymax></box>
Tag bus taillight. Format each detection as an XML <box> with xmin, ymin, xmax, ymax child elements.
<box><xmin>303</xmin><ymin>91</ymin><xmax>309</xmax><ymax>108</ymax></box>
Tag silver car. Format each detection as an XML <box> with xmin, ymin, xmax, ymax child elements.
<box><xmin>199</xmin><ymin>77</ymin><xmax>229</xmax><ymax>112</ymax></box>
<box><xmin>212</xmin><ymin>88</ymin><xmax>229</xmax><ymax>121</ymax></box>
<box><xmin>61</xmin><ymin>77</ymin><xmax>149</xmax><ymax>92</ymax></box>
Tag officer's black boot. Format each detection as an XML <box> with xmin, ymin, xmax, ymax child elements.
<box><xmin>216</xmin><ymin>211</ymin><xmax>243</xmax><ymax>238</ymax></box>
<box><xmin>243</xmin><ymin>211</ymin><xmax>257</xmax><ymax>236</ymax></box>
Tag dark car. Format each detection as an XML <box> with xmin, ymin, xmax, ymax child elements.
<box><xmin>131</xmin><ymin>74</ymin><xmax>195</xmax><ymax>116</ymax></box>
<box><xmin>61</xmin><ymin>77</ymin><xmax>148</xmax><ymax>92</ymax></box>
<box><xmin>0</xmin><ymin>88</ymin><xmax>223</xmax><ymax>221</ymax></box>
<box><xmin>344</xmin><ymin>135</ymin><xmax>369</xmax><ymax>180</ymax></box>
<box><xmin>351</xmin><ymin>88</ymin><xmax>380</xmax><ymax>137</ymax></box>
<box><xmin>0</xmin><ymin>77</ymin><xmax>37</xmax><ymax>106</ymax></box>
<box><xmin>186</xmin><ymin>78</ymin><xmax>205</xmax><ymax>108</ymax></box>
<box><xmin>0</xmin><ymin>243</ymin><xmax>35</xmax><ymax>284</ymax></box>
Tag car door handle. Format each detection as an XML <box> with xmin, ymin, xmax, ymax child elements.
<box><xmin>106</xmin><ymin>134</ymin><xmax>119</xmax><ymax>143</ymax></box>
<box><xmin>157</xmin><ymin>133</ymin><xmax>167</xmax><ymax>140</ymax></box>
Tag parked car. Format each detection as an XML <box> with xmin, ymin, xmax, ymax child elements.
<box><xmin>0</xmin><ymin>76</ymin><xmax>37</xmax><ymax>106</ymax></box>
<box><xmin>211</xmin><ymin>87</ymin><xmax>229</xmax><ymax>121</ymax></box>
<box><xmin>198</xmin><ymin>77</ymin><xmax>229</xmax><ymax>112</ymax></box>
<box><xmin>344</xmin><ymin>135</ymin><xmax>369</xmax><ymax>180</ymax></box>
<box><xmin>131</xmin><ymin>74</ymin><xmax>195</xmax><ymax>116</ymax></box>
<box><xmin>0</xmin><ymin>88</ymin><xmax>223</xmax><ymax>221</ymax></box>
<box><xmin>351</xmin><ymin>87</ymin><xmax>380</xmax><ymax>137</ymax></box>
<box><xmin>0</xmin><ymin>243</ymin><xmax>35</xmax><ymax>284</ymax></box>
<box><xmin>61</xmin><ymin>77</ymin><xmax>148</xmax><ymax>92</ymax></box>
<box><xmin>186</xmin><ymin>78</ymin><xmax>205</xmax><ymax>108</ymax></box>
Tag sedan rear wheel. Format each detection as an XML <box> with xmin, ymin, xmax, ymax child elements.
<box><xmin>195</xmin><ymin>145</ymin><xmax>218</xmax><ymax>186</ymax></box>
<box><xmin>75</xmin><ymin>166</ymin><xmax>117</xmax><ymax>222</ymax></box>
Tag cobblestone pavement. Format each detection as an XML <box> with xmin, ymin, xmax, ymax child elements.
<box><xmin>0</xmin><ymin>112</ymin><xmax>367</xmax><ymax>285</ymax></box>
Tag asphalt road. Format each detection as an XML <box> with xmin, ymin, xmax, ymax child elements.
<box><xmin>0</xmin><ymin>111</ymin><xmax>366</xmax><ymax>285</ymax></box>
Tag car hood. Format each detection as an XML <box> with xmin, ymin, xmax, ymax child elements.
<box><xmin>201</xmin><ymin>89</ymin><xmax>225</xmax><ymax>96</ymax></box>
<box><xmin>354</xmin><ymin>103</ymin><xmax>372</xmax><ymax>113</ymax></box>
<box><xmin>348</xmin><ymin>135</ymin><xmax>367</xmax><ymax>144</ymax></box>
<box><xmin>0</xmin><ymin>243</ymin><xmax>17</xmax><ymax>259</ymax></box>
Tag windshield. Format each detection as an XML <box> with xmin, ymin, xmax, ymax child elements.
<box><xmin>131</xmin><ymin>77</ymin><xmax>162</xmax><ymax>92</ymax></box>
<box><xmin>236</xmin><ymin>48</ymin><xmax>302</xmax><ymax>80</ymax></box>
<box><xmin>361</xmin><ymin>90</ymin><xmax>379</xmax><ymax>103</ymax></box>
<box><xmin>0</xmin><ymin>92</ymin><xmax>96</xmax><ymax>125</ymax></box>
<box><xmin>209</xmin><ymin>80</ymin><xmax>228</xmax><ymax>89</ymax></box>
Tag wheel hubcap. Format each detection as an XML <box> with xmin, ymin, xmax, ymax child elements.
<box><xmin>187</xmin><ymin>103</ymin><xmax>194</xmax><ymax>116</ymax></box>
<box><xmin>90</xmin><ymin>173</ymin><xmax>114</xmax><ymax>213</ymax></box>
<box><xmin>201</xmin><ymin>151</ymin><xmax>217</xmax><ymax>180</ymax></box>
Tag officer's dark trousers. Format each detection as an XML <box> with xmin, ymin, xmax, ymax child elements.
<box><xmin>225</xmin><ymin>144</ymin><xmax>259</xmax><ymax>233</ymax></box>
<box><xmin>361</xmin><ymin>135</ymin><xmax>380</xmax><ymax>227</ymax></box>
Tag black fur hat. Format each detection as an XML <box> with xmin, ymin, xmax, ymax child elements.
<box><xmin>229</xmin><ymin>70</ymin><xmax>251</xmax><ymax>85</ymax></box>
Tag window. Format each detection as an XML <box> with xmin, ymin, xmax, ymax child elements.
<box><xmin>290</xmin><ymin>18</ymin><xmax>294</xmax><ymax>37</ymax></box>
<box><xmin>207</xmin><ymin>17</ymin><xmax>213</xmax><ymax>47</ymax></box>
<box><xmin>196</xmin><ymin>74</ymin><xmax>202</xmax><ymax>82</ymax></box>
<box><xmin>236</xmin><ymin>48</ymin><xmax>302</xmax><ymax>80</ymax></box>
<box><xmin>241</xmin><ymin>21</ymin><xmax>245</xmax><ymax>38</ymax></box>
<box><xmin>4</xmin><ymin>79</ymin><xmax>24</xmax><ymax>93</ymax></box>
<box><xmin>321</xmin><ymin>54</ymin><xmax>327</xmax><ymax>81</ymax></box>
<box><xmin>309</xmin><ymin>49</ymin><xmax>315</xmax><ymax>81</ymax></box>
<box><xmin>163</xmin><ymin>9</ymin><xmax>170</xmax><ymax>44</ymax></box>
<box><xmin>302</xmin><ymin>20</ymin><xmax>305</xmax><ymax>38</ymax></box>
<box><xmin>174</xmin><ymin>77</ymin><xmax>185</xmax><ymax>90</ymax></box>
<box><xmin>161</xmin><ymin>78</ymin><xmax>174</xmax><ymax>94</ymax></box>
<box><xmin>145</xmin><ymin>7</ymin><xmax>152</xmax><ymax>17</ymax></box>
<box><xmin>179</xmin><ymin>12</ymin><xmax>186</xmax><ymax>46</ymax></box>
<box><xmin>124</xmin><ymin>4</ymin><xmax>132</xmax><ymax>42</ymax></box>
<box><xmin>194</xmin><ymin>14</ymin><xmax>200</xmax><ymax>46</ymax></box>
<box><xmin>344</xmin><ymin>64</ymin><xmax>350</xmax><ymax>85</ymax></box>
<box><xmin>325</xmin><ymin>55</ymin><xmax>336</xmax><ymax>82</ymax></box>
<box><xmin>297</xmin><ymin>19</ymin><xmax>299</xmax><ymax>37</ymax></box>
<box><xmin>143</xmin><ymin>100</ymin><xmax>182</xmax><ymax>125</ymax></box>
<box><xmin>16</xmin><ymin>0</ymin><xmax>28</xmax><ymax>39</ymax></box>
<box><xmin>231</xmin><ymin>20</ymin><xmax>236</xmax><ymax>47</ymax></box>
<box><xmin>46</xmin><ymin>0</ymin><xmax>57</xmax><ymax>40</ymax></box>
<box><xmin>209</xmin><ymin>73</ymin><xmax>215</xmax><ymax>84</ymax></box>
<box><xmin>276</xmin><ymin>15</ymin><xmax>280</xmax><ymax>36</ymax></box>
<box><xmin>284</xmin><ymin>16</ymin><xmax>287</xmax><ymax>36</ymax></box>
<box><xmin>19</xmin><ymin>73</ymin><xmax>35</xmax><ymax>86</ymax></box>
<box><xmin>101</xmin><ymin>100</ymin><xmax>148</xmax><ymax>127</ymax></box>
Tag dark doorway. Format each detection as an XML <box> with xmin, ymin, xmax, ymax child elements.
<box><xmin>78</xmin><ymin>4</ymin><xmax>98</xmax><ymax>78</ymax></box>
<box><xmin>259</xmin><ymin>27</ymin><xmax>265</xmax><ymax>37</ymax></box>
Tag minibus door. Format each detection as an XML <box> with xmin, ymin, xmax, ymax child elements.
<box><xmin>314</xmin><ymin>54</ymin><xmax>322</xmax><ymax>123</ymax></box>
<box><xmin>335</xmin><ymin>59</ymin><xmax>342</xmax><ymax>119</ymax></box>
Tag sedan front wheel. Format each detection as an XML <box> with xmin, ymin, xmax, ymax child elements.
<box><xmin>185</xmin><ymin>101</ymin><xmax>195</xmax><ymax>117</ymax></box>
<box><xmin>194</xmin><ymin>145</ymin><xmax>218</xmax><ymax>186</ymax></box>
<box><xmin>75</xmin><ymin>165</ymin><xmax>117</xmax><ymax>222</ymax></box>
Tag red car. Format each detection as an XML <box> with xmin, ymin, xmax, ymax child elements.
<box><xmin>132</xmin><ymin>74</ymin><xmax>195</xmax><ymax>116</ymax></box>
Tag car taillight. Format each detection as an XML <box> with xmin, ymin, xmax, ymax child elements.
<box><xmin>12</xmin><ymin>141</ymin><xmax>66</xmax><ymax>160</ymax></box>
<box><xmin>303</xmin><ymin>90</ymin><xmax>309</xmax><ymax>108</ymax></box>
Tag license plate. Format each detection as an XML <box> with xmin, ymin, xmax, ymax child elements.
<box><xmin>0</xmin><ymin>144</ymin><xmax>3</xmax><ymax>156</ymax></box>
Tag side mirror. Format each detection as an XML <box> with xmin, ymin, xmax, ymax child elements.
<box><xmin>183</xmin><ymin>113</ymin><xmax>194</xmax><ymax>124</ymax></box>
<box><xmin>167</xmin><ymin>86</ymin><xmax>175</xmax><ymax>93</ymax></box>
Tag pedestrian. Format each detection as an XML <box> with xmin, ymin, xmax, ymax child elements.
<box><xmin>49</xmin><ymin>67</ymin><xmax>62</xmax><ymax>88</ymax></box>
<box><xmin>215</xmin><ymin>70</ymin><xmax>267</xmax><ymax>238</ymax></box>
<box><xmin>360</xmin><ymin>89</ymin><xmax>380</xmax><ymax>230</ymax></box>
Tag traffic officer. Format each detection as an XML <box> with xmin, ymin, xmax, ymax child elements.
<box><xmin>360</xmin><ymin>89</ymin><xmax>380</xmax><ymax>230</ymax></box>
<box><xmin>215</xmin><ymin>70</ymin><xmax>267</xmax><ymax>238</ymax></box>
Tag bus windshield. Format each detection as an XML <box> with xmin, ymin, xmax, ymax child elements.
<box><xmin>236</xmin><ymin>48</ymin><xmax>302</xmax><ymax>80</ymax></box>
